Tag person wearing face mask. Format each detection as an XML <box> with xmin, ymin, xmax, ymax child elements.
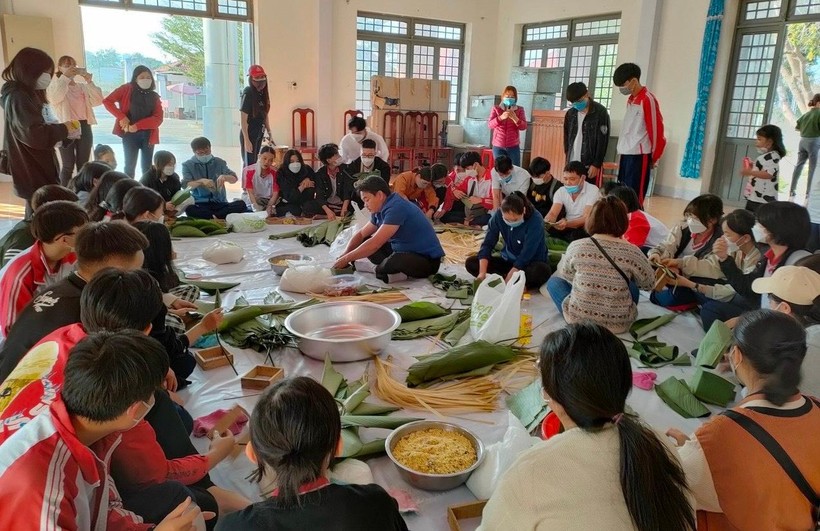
<box><xmin>391</xmin><ymin>164</ymin><xmax>448</xmax><ymax>219</ymax></box>
<box><xmin>348</xmin><ymin>138</ymin><xmax>391</xmax><ymax>181</ymax></box>
<box><xmin>434</xmin><ymin>153</ymin><xmax>468</xmax><ymax>223</ymax></box>
<box><xmin>103</xmin><ymin>65</ymin><xmax>164</xmax><ymax>178</ymax></box>
<box><xmin>612</xmin><ymin>63</ymin><xmax>666</xmax><ymax>205</ymax></box>
<box><xmin>1</xmin><ymin>47</ymin><xmax>78</xmax><ymax>217</ymax></box>
<box><xmin>467</xmin><ymin>192</ymin><xmax>550</xmax><ymax>289</ymax></box>
<box><xmin>314</xmin><ymin>143</ymin><xmax>354</xmax><ymax>219</ymax></box>
<box><xmin>487</xmin><ymin>85</ymin><xmax>527</xmax><ymax>167</ymax></box>
<box><xmin>181</xmin><ymin>137</ymin><xmax>248</xmax><ymax>219</ymax></box>
<box><xmin>242</xmin><ymin>145</ymin><xmax>280</xmax><ymax>213</ymax></box>
<box><xmin>490</xmin><ymin>155</ymin><xmax>532</xmax><ymax>211</ymax></box>
<box><xmin>545</xmin><ymin>161</ymin><xmax>601</xmax><ymax>242</ymax></box>
<box><xmin>240</xmin><ymin>65</ymin><xmax>272</xmax><ymax>167</ymax></box>
<box><xmin>742</xmin><ymin>124</ymin><xmax>786</xmax><ymax>213</ymax></box>
<box><xmin>47</xmin><ymin>55</ymin><xmax>104</xmax><ymax>186</ymax></box>
<box><xmin>440</xmin><ymin>151</ymin><xmax>494</xmax><ymax>226</ymax></box>
<box><xmin>527</xmin><ymin>157</ymin><xmax>563</xmax><ymax>217</ymax></box>
<box><xmin>122</xmin><ymin>187</ymin><xmax>166</xmax><ymax>226</ymax></box>
<box><xmin>141</xmin><ymin>151</ymin><xmax>182</xmax><ymax>213</ymax></box>
<box><xmin>563</xmin><ymin>82</ymin><xmax>610</xmax><ymax>183</ymax></box>
<box><xmin>666</xmin><ymin>310</ymin><xmax>820</xmax><ymax>531</ymax></box>
<box><xmin>274</xmin><ymin>149</ymin><xmax>324</xmax><ymax>217</ymax></box>
<box><xmin>339</xmin><ymin>116</ymin><xmax>389</xmax><ymax>165</ymax></box>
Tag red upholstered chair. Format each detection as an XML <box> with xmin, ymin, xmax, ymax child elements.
<box><xmin>292</xmin><ymin>108</ymin><xmax>318</xmax><ymax>168</ymax></box>
<box><xmin>343</xmin><ymin>109</ymin><xmax>364</xmax><ymax>135</ymax></box>
<box><xmin>383</xmin><ymin>111</ymin><xmax>412</xmax><ymax>174</ymax></box>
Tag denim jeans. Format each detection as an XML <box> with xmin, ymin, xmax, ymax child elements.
<box><xmin>122</xmin><ymin>129</ymin><xmax>154</xmax><ymax>178</ymax></box>
<box><xmin>546</xmin><ymin>276</ymin><xmax>639</xmax><ymax>316</ymax></box>
<box><xmin>492</xmin><ymin>145</ymin><xmax>521</xmax><ymax>167</ymax></box>
<box><xmin>790</xmin><ymin>136</ymin><xmax>820</xmax><ymax>195</ymax></box>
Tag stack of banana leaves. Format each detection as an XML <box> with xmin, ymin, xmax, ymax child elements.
<box><xmin>624</xmin><ymin>313</ymin><xmax>690</xmax><ymax>368</ymax></box>
<box><xmin>405</xmin><ymin>340</ymin><xmax>534</xmax><ymax>388</ymax></box>
<box><xmin>268</xmin><ymin>217</ymin><xmax>350</xmax><ymax>247</ymax></box>
<box><xmin>429</xmin><ymin>273</ymin><xmax>479</xmax><ymax>305</ymax></box>
<box><xmin>321</xmin><ymin>356</ymin><xmax>420</xmax><ymax>459</ymax></box>
<box><xmin>391</xmin><ymin>301</ymin><xmax>471</xmax><ymax>345</ymax></box>
<box><xmin>169</xmin><ymin>218</ymin><xmax>229</xmax><ymax>237</ymax></box>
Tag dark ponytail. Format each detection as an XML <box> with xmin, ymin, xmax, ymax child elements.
<box><xmin>123</xmin><ymin>187</ymin><xmax>163</xmax><ymax>223</ymax></box>
<box><xmin>249</xmin><ymin>377</ymin><xmax>341</xmax><ymax>507</ymax></box>
<box><xmin>734</xmin><ymin>309</ymin><xmax>807</xmax><ymax>405</ymax></box>
<box><xmin>103</xmin><ymin>179</ymin><xmax>141</xmax><ymax>221</ymax></box>
<box><xmin>540</xmin><ymin>324</ymin><xmax>695</xmax><ymax>531</ymax></box>
<box><xmin>86</xmin><ymin>171</ymin><xmax>130</xmax><ymax>222</ymax></box>
<box><xmin>501</xmin><ymin>191</ymin><xmax>534</xmax><ymax>220</ymax></box>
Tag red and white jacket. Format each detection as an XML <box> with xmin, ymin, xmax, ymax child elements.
<box><xmin>0</xmin><ymin>241</ymin><xmax>76</xmax><ymax>337</ymax></box>
<box><xmin>0</xmin><ymin>398</ymin><xmax>150</xmax><ymax>530</ymax></box>
<box><xmin>616</xmin><ymin>87</ymin><xmax>666</xmax><ymax>163</ymax></box>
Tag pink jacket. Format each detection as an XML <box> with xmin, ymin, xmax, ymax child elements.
<box><xmin>488</xmin><ymin>105</ymin><xmax>527</xmax><ymax>148</ymax></box>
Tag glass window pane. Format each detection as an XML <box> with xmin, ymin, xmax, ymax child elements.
<box><xmin>216</xmin><ymin>0</ymin><xmax>248</xmax><ymax>17</ymax></box>
<box><xmin>524</xmin><ymin>24</ymin><xmax>569</xmax><ymax>42</ymax></box>
<box><xmin>794</xmin><ymin>0</ymin><xmax>820</xmax><ymax>15</ymax></box>
<box><xmin>356</xmin><ymin>15</ymin><xmax>407</xmax><ymax>34</ymax></box>
<box><xmin>438</xmin><ymin>47</ymin><xmax>461</xmax><ymax>121</ymax></box>
<box><xmin>744</xmin><ymin>0</ymin><xmax>782</xmax><ymax>20</ymax></box>
<box><xmin>574</xmin><ymin>18</ymin><xmax>621</xmax><ymax>37</ymax></box>
<box><xmin>724</xmin><ymin>31</ymin><xmax>778</xmax><ymax>138</ymax></box>
<box><xmin>522</xmin><ymin>49</ymin><xmax>543</xmax><ymax>68</ymax></box>
<box><xmin>384</xmin><ymin>43</ymin><xmax>407</xmax><ymax>77</ymax></box>
<box><xmin>545</xmin><ymin>47</ymin><xmax>566</xmax><ymax>69</ymax></box>
<box><xmin>131</xmin><ymin>0</ymin><xmax>207</xmax><ymax>11</ymax></box>
<box><xmin>355</xmin><ymin>40</ymin><xmax>379</xmax><ymax>117</ymax></box>
<box><xmin>414</xmin><ymin>23</ymin><xmax>462</xmax><ymax>40</ymax></box>
<box><xmin>413</xmin><ymin>45</ymin><xmax>435</xmax><ymax>79</ymax></box>
<box><xmin>593</xmin><ymin>43</ymin><xmax>618</xmax><ymax>108</ymax></box>
<box><xmin>568</xmin><ymin>45</ymin><xmax>593</xmax><ymax>85</ymax></box>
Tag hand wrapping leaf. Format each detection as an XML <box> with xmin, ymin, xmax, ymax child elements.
<box><xmin>655</xmin><ymin>377</ymin><xmax>710</xmax><ymax>418</ymax></box>
<box><xmin>695</xmin><ymin>320</ymin><xmax>733</xmax><ymax>368</ymax></box>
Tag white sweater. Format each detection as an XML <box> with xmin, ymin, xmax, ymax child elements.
<box><xmin>46</xmin><ymin>75</ymin><xmax>104</xmax><ymax>125</ymax></box>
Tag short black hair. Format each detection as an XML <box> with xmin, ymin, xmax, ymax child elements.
<box><xmin>31</xmin><ymin>200</ymin><xmax>89</xmax><ymax>243</ymax></box>
<box><xmin>123</xmin><ymin>187</ymin><xmax>164</xmax><ymax>223</ymax></box>
<box><xmin>348</xmin><ymin>116</ymin><xmax>367</xmax><ymax>132</ymax></box>
<box><xmin>494</xmin><ymin>155</ymin><xmax>513</xmax><ymax>174</ymax></box>
<box><xmin>75</xmin><ymin>221</ymin><xmax>149</xmax><ymax>268</ymax></box>
<box><xmin>318</xmin><ymin>143</ymin><xmax>340</xmax><ymax>165</ymax></box>
<box><xmin>601</xmin><ymin>180</ymin><xmax>622</xmax><ymax>196</ymax></box>
<box><xmin>361</xmin><ymin>138</ymin><xmax>377</xmax><ymax>150</ymax></box>
<box><xmin>104</xmin><ymin>179</ymin><xmax>142</xmax><ymax>217</ymax></box>
<box><xmin>613</xmin><ymin>63</ymin><xmax>641</xmax><ymax>86</ymax></box>
<box><xmin>460</xmin><ymin>151</ymin><xmax>481</xmax><ymax>168</ymax></box>
<box><xmin>565</xmin><ymin>82</ymin><xmax>588</xmax><ymax>103</ymax></box>
<box><xmin>190</xmin><ymin>136</ymin><xmax>211</xmax><ymax>151</ymax></box>
<box><xmin>722</xmin><ymin>209</ymin><xmax>756</xmax><ymax>238</ymax></box>
<box><xmin>70</xmin><ymin>162</ymin><xmax>110</xmax><ymax>197</ymax></box>
<box><xmin>610</xmin><ymin>186</ymin><xmax>641</xmax><ymax>213</ymax></box>
<box><xmin>564</xmin><ymin>160</ymin><xmax>588</xmax><ymax>177</ymax></box>
<box><xmin>453</xmin><ymin>152</ymin><xmax>465</xmax><ymax>169</ymax></box>
<box><xmin>62</xmin><ymin>331</ymin><xmax>168</xmax><ymax>422</ymax></box>
<box><xmin>683</xmin><ymin>194</ymin><xmax>723</xmax><ymax>225</ymax></box>
<box><xmin>80</xmin><ymin>268</ymin><xmax>163</xmax><ymax>332</ymax></box>
<box><xmin>93</xmin><ymin>144</ymin><xmax>114</xmax><ymax>160</ymax></box>
<box><xmin>501</xmin><ymin>191</ymin><xmax>534</xmax><ymax>219</ymax></box>
<box><xmin>757</xmin><ymin>201</ymin><xmax>811</xmax><ymax>249</ymax></box>
<box><xmin>86</xmin><ymin>171</ymin><xmax>130</xmax><ymax>222</ymax></box>
<box><xmin>357</xmin><ymin>175</ymin><xmax>391</xmax><ymax>196</ymax></box>
<box><xmin>31</xmin><ymin>185</ymin><xmax>79</xmax><ymax>211</ymax></box>
<box><xmin>529</xmin><ymin>157</ymin><xmax>551</xmax><ymax>177</ymax></box>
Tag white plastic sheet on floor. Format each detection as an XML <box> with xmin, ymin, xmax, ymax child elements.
<box><xmin>174</xmin><ymin>222</ymin><xmax>723</xmax><ymax>530</ymax></box>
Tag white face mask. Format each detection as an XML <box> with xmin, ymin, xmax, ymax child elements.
<box><xmin>532</xmin><ymin>178</ymin><xmax>545</xmax><ymax>186</ymax></box>
<box><xmin>687</xmin><ymin>217</ymin><xmax>708</xmax><ymax>235</ymax></box>
<box><xmin>752</xmin><ymin>223</ymin><xmax>768</xmax><ymax>244</ymax></box>
<box><xmin>288</xmin><ymin>162</ymin><xmax>302</xmax><ymax>173</ymax></box>
<box><xmin>162</xmin><ymin>165</ymin><xmax>175</xmax><ymax>176</ymax></box>
<box><xmin>465</xmin><ymin>169</ymin><xmax>478</xmax><ymax>178</ymax></box>
<box><xmin>725</xmin><ymin>236</ymin><xmax>740</xmax><ymax>254</ymax></box>
<box><xmin>59</xmin><ymin>66</ymin><xmax>72</xmax><ymax>75</ymax></box>
<box><xmin>35</xmin><ymin>72</ymin><xmax>52</xmax><ymax>90</ymax></box>
<box><xmin>360</xmin><ymin>156</ymin><xmax>375</xmax><ymax>166</ymax></box>
<box><xmin>137</xmin><ymin>78</ymin><xmax>152</xmax><ymax>90</ymax></box>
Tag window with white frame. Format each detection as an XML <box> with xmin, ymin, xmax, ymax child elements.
<box><xmin>79</xmin><ymin>0</ymin><xmax>252</xmax><ymax>21</ymax></box>
<box><xmin>521</xmin><ymin>15</ymin><xmax>620</xmax><ymax>108</ymax></box>
<box><xmin>355</xmin><ymin>13</ymin><xmax>464</xmax><ymax>121</ymax></box>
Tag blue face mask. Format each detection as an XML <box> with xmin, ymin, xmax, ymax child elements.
<box><xmin>502</xmin><ymin>97</ymin><xmax>516</xmax><ymax>107</ymax></box>
<box><xmin>501</xmin><ymin>173</ymin><xmax>513</xmax><ymax>183</ymax></box>
<box><xmin>504</xmin><ymin>217</ymin><xmax>525</xmax><ymax>228</ymax></box>
<box><xmin>565</xmin><ymin>184</ymin><xmax>580</xmax><ymax>194</ymax></box>
<box><xmin>572</xmin><ymin>99</ymin><xmax>588</xmax><ymax>111</ymax></box>
<box><xmin>195</xmin><ymin>154</ymin><xmax>213</xmax><ymax>164</ymax></box>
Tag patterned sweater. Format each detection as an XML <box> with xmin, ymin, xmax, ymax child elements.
<box><xmin>558</xmin><ymin>236</ymin><xmax>654</xmax><ymax>333</ymax></box>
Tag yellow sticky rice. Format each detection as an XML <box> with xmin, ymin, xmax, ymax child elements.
<box><xmin>393</xmin><ymin>428</ymin><xmax>477</xmax><ymax>475</ymax></box>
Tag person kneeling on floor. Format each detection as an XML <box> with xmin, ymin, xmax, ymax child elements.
<box><xmin>181</xmin><ymin>136</ymin><xmax>248</xmax><ymax>219</ymax></box>
<box><xmin>332</xmin><ymin>175</ymin><xmax>444</xmax><ymax>283</ymax></box>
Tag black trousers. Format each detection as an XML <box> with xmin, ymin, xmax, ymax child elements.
<box><xmin>548</xmin><ymin>226</ymin><xmax>588</xmax><ymax>243</ymax></box>
<box><xmin>186</xmin><ymin>200</ymin><xmax>248</xmax><ymax>219</ymax></box>
<box><xmin>465</xmin><ymin>255</ymin><xmax>552</xmax><ymax>289</ymax></box>
<box><xmin>122</xmin><ymin>130</ymin><xmax>154</xmax><ymax>178</ymax></box>
<box><xmin>368</xmin><ymin>242</ymin><xmax>441</xmax><ymax>280</ymax></box>
<box><xmin>121</xmin><ymin>480</ymin><xmax>217</xmax><ymax>530</ymax></box>
<box><xmin>240</xmin><ymin>127</ymin><xmax>264</xmax><ymax>167</ymax></box>
<box><xmin>58</xmin><ymin>120</ymin><xmax>92</xmax><ymax>186</ymax></box>
<box><xmin>274</xmin><ymin>198</ymin><xmax>325</xmax><ymax>218</ymax></box>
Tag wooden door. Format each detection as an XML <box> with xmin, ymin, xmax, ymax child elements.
<box><xmin>531</xmin><ymin>110</ymin><xmax>566</xmax><ymax>173</ymax></box>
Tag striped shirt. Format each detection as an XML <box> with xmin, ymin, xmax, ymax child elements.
<box><xmin>616</xmin><ymin>87</ymin><xmax>666</xmax><ymax>163</ymax></box>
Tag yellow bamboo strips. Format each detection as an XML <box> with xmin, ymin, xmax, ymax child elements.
<box><xmin>306</xmin><ymin>291</ymin><xmax>410</xmax><ymax>304</ymax></box>
<box><xmin>494</xmin><ymin>356</ymin><xmax>539</xmax><ymax>394</ymax></box>
<box><xmin>437</xmin><ymin>231</ymin><xmax>480</xmax><ymax>265</ymax></box>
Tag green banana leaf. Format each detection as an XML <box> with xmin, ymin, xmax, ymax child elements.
<box><xmin>349</xmin><ymin>439</ymin><xmax>388</xmax><ymax>459</ymax></box>
<box><xmin>443</xmin><ymin>316</ymin><xmax>472</xmax><ymax>346</ymax></box>
<box><xmin>342</xmin><ymin>383</ymin><xmax>370</xmax><ymax>413</ymax></box>
<box><xmin>414</xmin><ymin>363</ymin><xmax>497</xmax><ymax>388</ymax></box>
<box><xmin>351</xmin><ymin>402</ymin><xmax>401</xmax><ymax>416</ymax></box>
<box><xmin>655</xmin><ymin>377</ymin><xmax>710</xmax><ymax>419</ymax></box>
<box><xmin>406</xmin><ymin>340</ymin><xmax>517</xmax><ymax>387</ymax></box>
<box><xmin>339</xmin><ymin>428</ymin><xmax>363</xmax><ymax>458</ymax></box>
<box><xmin>322</xmin><ymin>354</ymin><xmax>345</xmax><ymax>396</ymax></box>
<box><xmin>507</xmin><ymin>378</ymin><xmax>547</xmax><ymax>430</ymax></box>
<box><xmin>183</xmin><ymin>279</ymin><xmax>241</xmax><ymax>295</ymax></box>
<box><xmin>340</xmin><ymin>415</ymin><xmax>422</xmax><ymax>429</ymax></box>
<box><xmin>689</xmin><ymin>368</ymin><xmax>736</xmax><ymax>407</ymax></box>
<box><xmin>218</xmin><ymin>299</ymin><xmax>316</xmax><ymax>332</ymax></box>
<box><xmin>392</xmin><ymin>310</ymin><xmax>467</xmax><ymax>340</ymax></box>
<box><xmin>396</xmin><ymin>301</ymin><xmax>448</xmax><ymax>323</ymax></box>
<box><xmin>695</xmin><ymin>320</ymin><xmax>733</xmax><ymax>368</ymax></box>
<box><xmin>630</xmin><ymin>313</ymin><xmax>677</xmax><ymax>340</ymax></box>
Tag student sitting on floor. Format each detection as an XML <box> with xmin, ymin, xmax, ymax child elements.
<box><xmin>608</xmin><ymin>185</ymin><xmax>668</xmax><ymax>253</ymax></box>
<box><xmin>275</xmin><ymin>149</ymin><xmax>324</xmax><ymax>218</ymax></box>
<box><xmin>544</xmin><ymin>161</ymin><xmax>600</xmax><ymax>242</ymax></box>
<box><xmin>0</xmin><ymin>330</ymin><xmax>210</xmax><ymax>531</ymax></box>
<box><xmin>347</xmin><ymin>138</ymin><xmax>391</xmax><ymax>183</ymax></box>
<box><xmin>86</xmin><ymin>170</ymin><xmax>129</xmax><ymax>221</ymax></box>
<box><xmin>479</xmin><ymin>323</ymin><xmax>694</xmax><ymax>530</ymax></box>
<box><xmin>314</xmin><ymin>143</ymin><xmax>354</xmax><ymax>219</ymax></box>
<box><xmin>466</xmin><ymin>192</ymin><xmax>551</xmax><ymax>289</ymax></box>
<box><xmin>69</xmin><ymin>161</ymin><xmax>109</xmax><ymax>207</ymax></box>
<box><xmin>0</xmin><ymin>185</ymin><xmax>78</xmax><ymax>268</ymax></box>
<box><xmin>140</xmin><ymin>150</ymin><xmax>182</xmax><ymax>210</ymax></box>
<box><xmin>437</xmin><ymin>151</ymin><xmax>494</xmax><ymax>226</ymax></box>
<box><xmin>0</xmin><ymin>200</ymin><xmax>88</xmax><ymax>337</ymax></box>
<box><xmin>546</xmin><ymin>195</ymin><xmax>654</xmax><ymax>334</ymax></box>
<box><xmin>182</xmin><ymin>137</ymin><xmax>248</xmax><ymax>219</ymax></box>
<box><xmin>667</xmin><ymin>310</ymin><xmax>819</xmax><ymax>531</ymax></box>
<box><xmin>434</xmin><ymin>153</ymin><xmax>468</xmax><ymax>223</ymax></box>
<box><xmin>332</xmin><ymin>176</ymin><xmax>444</xmax><ymax>283</ymax></box>
<box><xmin>242</xmin><ymin>145</ymin><xmax>279</xmax><ymax>213</ymax></box>
<box><xmin>102</xmin><ymin>177</ymin><xmax>141</xmax><ymax>221</ymax></box>
<box><xmin>121</xmin><ymin>187</ymin><xmax>166</xmax><ymax>224</ymax></box>
<box><xmin>216</xmin><ymin>376</ymin><xmax>408</xmax><ymax>531</ymax></box>
<box><xmin>648</xmin><ymin>194</ymin><xmax>724</xmax><ymax>310</ymax></box>
<box><xmin>391</xmin><ymin>164</ymin><xmax>448</xmax><ymax>219</ymax></box>
<box><xmin>527</xmin><ymin>156</ymin><xmax>563</xmax><ymax>218</ymax></box>
<box><xmin>491</xmin><ymin>155</ymin><xmax>532</xmax><ymax>211</ymax></box>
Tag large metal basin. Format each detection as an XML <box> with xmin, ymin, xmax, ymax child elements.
<box><xmin>284</xmin><ymin>301</ymin><xmax>400</xmax><ymax>362</ymax></box>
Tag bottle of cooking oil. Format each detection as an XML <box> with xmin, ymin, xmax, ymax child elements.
<box><xmin>519</xmin><ymin>293</ymin><xmax>532</xmax><ymax>346</ymax></box>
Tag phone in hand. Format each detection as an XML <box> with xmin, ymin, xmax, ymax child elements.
<box><xmin>74</xmin><ymin>67</ymin><xmax>88</xmax><ymax>74</ymax></box>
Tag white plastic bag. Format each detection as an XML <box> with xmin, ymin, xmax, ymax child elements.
<box><xmin>279</xmin><ymin>265</ymin><xmax>332</xmax><ymax>294</ymax></box>
<box><xmin>202</xmin><ymin>240</ymin><xmax>244</xmax><ymax>264</ymax></box>
<box><xmin>329</xmin><ymin>203</ymin><xmax>372</xmax><ymax>259</ymax></box>
<box><xmin>352</xmin><ymin>202</ymin><xmax>371</xmax><ymax>230</ymax></box>
<box><xmin>225</xmin><ymin>212</ymin><xmax>267</xmax><ymax>233</ymax></box>
<box><xmin>470</xmin><ymin>271</ymin><xmax>526</xmax><ymax>343</ymax></box>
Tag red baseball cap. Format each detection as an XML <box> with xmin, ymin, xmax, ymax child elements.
<box><xmin>248</xmin><ymin>65</ymin><xmax>266</xmax><ymax>79</ymax></box>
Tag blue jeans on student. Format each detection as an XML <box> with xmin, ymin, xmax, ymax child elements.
<box><xmin>650</xmin><ymin>286</ymin><xmax>709</xmax><ymax>309</ymax></box>
<box><xmin>790</xmin><ymin>136</ymin><xmax>820</xmax><ymax>195</ymax></box>
<box><xmin>546</xmin><ymin>276</ymin><xmax>639</xmax><ymax>316</ymax></box>
<box><xmin>700</xmin><ymin>294</ymin><xmax>758</xmax><ymax>332</ymax></box>
<box><xmin>492</xmin><ymin>145</ymin><xmax>521</xmax><ymax>167</ymax></box>
<box><xmin>122</xmin><ymin>129</ymin><xmax>154</xmax><ymax>178</ymax></box>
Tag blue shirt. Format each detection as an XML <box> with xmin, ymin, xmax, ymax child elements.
<box><xmin>372</xmin><ymin>193</ymin><xmax>444</xmax><ymax>259</ymax></box>
<box><xmin>181</xmin><ymin>156</ymin><xmax>236</xmax><ymax>203</ymax></box>
<box><xmin>479</xmin><ymin>209</ymin><xmax>548</xmax><ymax>269</ymax></box>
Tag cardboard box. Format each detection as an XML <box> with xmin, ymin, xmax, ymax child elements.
<box><xmin>400</xmin><ymin>78</ymin><xmax>431</xmax><ymax>111</ymax></box>
<box><xmin>241</xmin><ymin>365</ymin><xmax>284</xmax><ymax>390</ymax></box>
<box><xmin>194</xmin><ymin>346</ymin><xmax>234</xmax><ymax>371</ymax></box>
<box><xmin>429</xmin><ymin>79</ymin><xmax>452</xmax><ymax>113</ymax></box>
<box><xmin>447</xmin><ymin>500</ymin><xmax>488</xmax><ymax>531</ymax></box>
<box><xmin>371</xmin><ymin>76</ymin><xmax>402</xmax><ymax>111</ymax></box>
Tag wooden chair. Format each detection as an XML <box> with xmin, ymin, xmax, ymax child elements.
<box><xmin>433</xmin><ymin>147</ymin><xmax>454</xmax><ymax>168</ymax></box>
<box><xmin>383</xmin><ymin>111</ymin><xmax>413</xmax><ymax>174</ymax></box>
<box><xmin>597</xmin><ymin>161</ymin><xmax>619</xmax><ymax>188</ymax></box>
<box><xmin>343</xmin><ymin>109</ymin><xmax>363</xmax><ymax>135</ymax></box>
<box><xmin>402</xmin><ymin>111</ymin><xmax>422</xmax><ymax>149</ymax></box>
<box><xmin>420</xmin><ymin>112</ymin><xmax>439</xmax><ymax>148</ymax></box>
<box><xmin>292</xmin><ymin>108</ymin><xmax>318</xmax><ymax>168</ymax></box>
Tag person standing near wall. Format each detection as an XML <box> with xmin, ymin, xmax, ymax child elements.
<box><xmin>789</xmin><ymin>93</ymin><xmax>820</xmax><ymax>199</ymax></box>
<box><xmin>240</xmin><ymin>64</ymin><xmax>272</xmax><ymax>167</ymax></box>
<box><xmin>1</xmin><ymin>47</ymin><xmax>78</xmax><ymax>217</ymax></box>
<box><xmin>563</xmin><ymin>82</ymin><xmax>610</xmax><ymax>184</ymax></box>
<box><xmin>47</xmin><ymin>55</ymin><xmax>104</xmax><ymax>187</ymax></box>
<box><xmin>103</xmin><ymin>66</ymin><xmax>164</xmax><ymax>178</ymax></box>
<box><xmin>612</xmin><ymin>63</ymin><xmax>666</xmax><ymax>206</ymax></box>
<box><xmin>487</xmin><ymin>85</ymin><xmax>527</xmax><ymax>167</ymax></box>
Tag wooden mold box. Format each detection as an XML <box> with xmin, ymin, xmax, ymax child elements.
<box><xmin>194</xmin><ymin>346</ymin><xmax>234</xmax><ymax>371</ymax></box>
<box><xmin>447</xmin><ymin>500</ymin><xmax>487</xmax><ymax>531</ymax></box>
<box><xmin>241</xmin><ymin>365</ymin><xmax>284</xmax><ymax>390</ymax></box>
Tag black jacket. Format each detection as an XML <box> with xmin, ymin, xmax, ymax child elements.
<box><xmin>141</xmin><ymin>169</ymin><xmax>182</xmax><ymax>202</ymax></box>
<box><xmin>276</xmin><ymin>165</ymin><xmax>318</xmax><ymax>206</ymax></box>
<box><xmin>314</xmin><ymin>164</ymin><xmax>354</xmax><ymax>205</ymax></box>
<box><xmin>719</xmin><ymin>246</ymin><xmax>807</xmax><ymax>300</ymax></box>
<box><xmin>347</xmin><ymin>156</ymin><xmax>391</xmax><ymax>183</ymax></box>
<box><xmin>1</xmin><ymin>82</ymin><xmax>69</xmax><ymax>200</ymax></box>
<box><xmin>563</xmin><ymin>100</ymin><xmax>610</xmax><ymax>169</ymax></box>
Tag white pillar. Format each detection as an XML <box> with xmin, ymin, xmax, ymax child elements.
<box><xmin>203</xmin><ymin>19</ymin><xmax>240</xmax><ymax>147</ymax></box>
<box><xmin>315</xmin><ymin>0</ymin><xmax>334</xmax><ymax>145</ymax></box>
